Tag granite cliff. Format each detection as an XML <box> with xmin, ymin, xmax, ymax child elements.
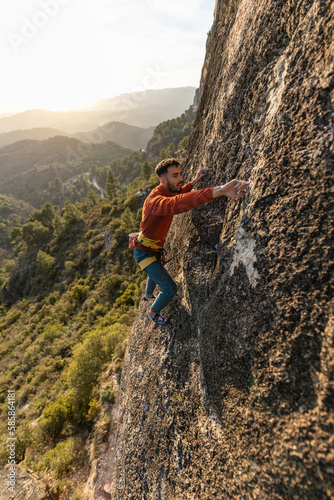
<box><xmin>92</xmin><ymin>0</ymin><xmax>333</xmax><ymax>498</ymax></box>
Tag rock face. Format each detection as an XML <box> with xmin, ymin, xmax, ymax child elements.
<box><xmin>113</xmin><ymin>0</ymin><xmax>333</xmax><ymax>498</ymax></box>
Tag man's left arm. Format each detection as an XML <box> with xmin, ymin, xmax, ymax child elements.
<box><xmin>182</xmin><ymin>166</ymin><xmax>207</xmax><ymax>193</ymax></box>
<box><xmin>181</xmin><ymin>182</ymin><xmax>194</xmax><ymax>193</ymax></box>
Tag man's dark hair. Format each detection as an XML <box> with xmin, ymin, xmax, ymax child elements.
<box><xmin>155</xmin><ymin>158</ymin><xmax>180</xmax><ymax>177</ymax></box>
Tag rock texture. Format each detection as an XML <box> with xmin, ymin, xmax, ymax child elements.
<box><xmin>113</xmin><ymin>0</ymin><xmax>333</xmax><ymax>498</ymax></box>
<box><xmin>0</xmin><ymin>465</ymin><xmax>49</xmax><ymax>500</ymax></box>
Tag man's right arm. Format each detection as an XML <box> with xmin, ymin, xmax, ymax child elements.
<box><xmin>150</xmin><ymin>179</ymin><xmax>249</xmax><ymax>216</ymax></box>
<box><xmin>213</xmin><ymin>180</ymin><xmax>249</xmax><ymax>199</ymax></box>
<box><xmin>151</xmin><ymin>188</ymin><xmax>214</xmax><ymax>215</ymax></box>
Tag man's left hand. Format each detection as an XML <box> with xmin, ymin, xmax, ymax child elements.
<box><xmin>191</xmin><ymin>166</ymin><xmax>207</xmax><ymax>187</ymax></box>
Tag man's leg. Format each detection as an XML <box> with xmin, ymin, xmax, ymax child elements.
<box><xmin>143</xmin><ymin>260</ymin><xmax>177</xmax><ymax>315</ymax></box>
<box><xmin>133</xmin><ymin>247</ymin><xmax>157</xmax><ymax>299</ymax></box>
<box><xmin>145</xmin><ymin>277</ymin><xmax>156</xmax><ymax>298</ymax></box>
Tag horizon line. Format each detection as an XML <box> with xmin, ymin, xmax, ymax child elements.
<box><xmin>0</xmin><ymin>85</ymin><xmax>198</xmax><ymax>117</ymax></box>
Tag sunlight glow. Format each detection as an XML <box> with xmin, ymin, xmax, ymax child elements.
<box><xmin>1</xmin><ymin>0</ymin><xmax>214</xmax><ymax>113</ymax></box>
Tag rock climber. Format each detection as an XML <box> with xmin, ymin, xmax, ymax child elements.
<box><xmin>133</xmin><ymin>158</ymin><xmax>249</xmax><ymax>325</ymax></box>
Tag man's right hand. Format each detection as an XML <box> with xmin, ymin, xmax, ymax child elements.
<box><xmin>212</xmin><ymin>179</ymin><xmax>249</xmax><ymax>199</ymax></box>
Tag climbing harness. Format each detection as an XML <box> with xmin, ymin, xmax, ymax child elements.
<box><xmin>130</xmin><ymin>231</ymin><xmax>189</xmax><ymax>269</ymax></box>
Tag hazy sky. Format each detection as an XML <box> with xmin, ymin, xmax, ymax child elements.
<box><xmin>1</xmin><ymin>0</ymin><xmax>215</xmax><ymax>114</ymax></box>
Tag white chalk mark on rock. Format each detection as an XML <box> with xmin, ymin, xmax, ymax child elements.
<box><xmin>229</xmin><ymin>226</ymin><xmax>259</xmax><ymax>287</ymax></box>
<box><xmin>265</xmin><ymin>56</ymin><xmax>287</xmax><ymax>122</ymax></box>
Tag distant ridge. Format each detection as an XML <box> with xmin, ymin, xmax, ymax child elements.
<box><xmin>73</xmin><ymin>122</ymin><xmax>155</xmax><ymax>150</ymax></box>
<box><xmin>0</xmin><ymin>87</ymin><xmax>196</xmax><ymax>134</ymax></box>
<box><xmin>0</xmin><ymin>127</ymin><xmax>66</xmax><ymax>149</ymax></box>
<box><xmin>0</xmin><ymin>123</ymin><xmax>155</xmax><ymax>151</ymax></box>
<box><xmin>89</xmin><ymin>86</ymin><xmax>196</xmax><ymax>112</ymax></box>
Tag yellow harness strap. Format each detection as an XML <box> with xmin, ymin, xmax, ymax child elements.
<box><xmin>138</xmin><ymin>256</ymin><xmax>157</xmax><ymax>270</ymax></box>
<box><xmin>137</xmin><ymin>231</ymin><xmax>162</xmax><ymax>250</ymax></box>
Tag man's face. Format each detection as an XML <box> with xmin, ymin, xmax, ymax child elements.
<box><xmin>161</xmin><ymin>165</ymin><xmax>184</xmax><ymax>194</ymax></box>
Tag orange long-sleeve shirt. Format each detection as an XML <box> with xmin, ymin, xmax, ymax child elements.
<box><xmin>140</xmin><ymin>182</ymin><xmax>214</xmax><ymax>247</ymax></box>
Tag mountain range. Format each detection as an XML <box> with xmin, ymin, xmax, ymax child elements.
<box><xmin>0</xmin><ymin>122</ymin><xmax>155</xmax><ymax>151</ymax></box>
<box><xmin>0</xmin><ymin>87</ymin><xmax>196</xmax><ymax>134</ymax></box>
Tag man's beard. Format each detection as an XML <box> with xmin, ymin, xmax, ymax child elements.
<box><xmin>167</xmin><ymin>181</ymin><xmax>183</xmax><ymax>193</ymax></box>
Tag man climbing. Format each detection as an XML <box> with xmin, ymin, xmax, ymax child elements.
<box><xmin>133</xmin><ymin>158</ymin><xmax>249</xmax><ymax>325</ymax></box>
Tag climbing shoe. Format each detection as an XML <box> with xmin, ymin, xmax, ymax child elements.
<box><xmin>143</xmin><ymin>294</ymin><xmax>156</xmax><ymax>301</ymax></box>
<box><xmin>147</xmin><ymin>310</ymin><xmax>167</xmax><ymax>325</ymax></box>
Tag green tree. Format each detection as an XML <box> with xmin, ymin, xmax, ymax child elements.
<box><xmin>10</xmin><ymin>226</ymin><xmax>23</xmax><ymax>249</ymax></box>
<box><xmin>30</xmin><ymin>203</ymin><xmax>57</xmax><ymax>229</ymax></box>
<box><xmin>120</xmin><ymin>207</ymin><xmax>137</xmax><ymax>234</ymax></box>
<box><xmin>36</xmin><ymin>250</ymin><xmax>56</xmax><ymax>273</ymax></box>
<box><xmin>87</xmin><ymin>189</ymin><xmax>100</xmax><ymax>205</ymax></box>
<box><xmin>178</xmin><ymin>135</ymin><xmax>189</xmax><ymax>150</ymax></box>
<box><xmin>40</xmin><ymin>397</ymin><xmax>72</xmax><ymax>438</ymax></box>
<box><xmin>18</xmin><ymin>221</ymin><xmax>51</xmax><ymax>249</ymax></box>
<box><xmin>160</xmin><ymin>148</ymin><xmax>167</xmax><ymax>161</ymax></box>
<box><xmin>141</xmin><ymin>161</ymin><xmax>152</xmax><ymax>180</ymax></box>
<box><xmin>166</xmin><ymin>142</ymin><xmax>176</xmax><ymax>157</ymax></box>
<box><xmin>66</xmin><ymin>324</ymin><xmax>127</xmax><ymax>423</ymax></box>
<box><xmin>62</xmin><ymin>200</ymin><xmax>83</xmax><ymax>226</ymax></box>
<box><xmin>69</xmin><ymin>284</ymin><xmax>89</xmax><ymax>304</ymax></box>
<box><xmin>105</xmin><ymin>170</ymin><xmax>120</xmax><ymax>200</ymax></box>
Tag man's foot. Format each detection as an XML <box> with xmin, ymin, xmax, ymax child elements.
<box><xmin>144</xmin><ymin>294</ymin><xmax>155</xmax><ymax>301</ymax></box>
<box><xmin>147</xmin><ymin>310</ymin><xmax>167</xmax><ymax>325</ymax></box>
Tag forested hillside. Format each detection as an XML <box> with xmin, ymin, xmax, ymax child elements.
<box><xmin>146</xmin><ymin>108</ymin><xmax>195</xmax><ymax>160</ymax></box>
<box><xmin>0</xmin><ymin>168</ymin><xmax>159</xmax><ymax>497</ymax></box>
<box><xmin>0</xmin><ymin>101</ymin><xmax>194</xmax><ymax>498</ymax></box>
<box><xmin>0</xmin><ymin>105</ymin><xmax>196</xmax><ymax>211</ymax></box>
<box><xmin>0</xmin><ymin>195</ymin><xmax>34</xmax><ymax>250</ymax></box>
<box><xmin>0</xmin><ymin>136</ymin><xmax>132</xmax><ymax>208</ymax></box>
<box><xmin>0</xmin><ymin>195</ymin><xmax>34</xmax><ymax>295</ymax></box>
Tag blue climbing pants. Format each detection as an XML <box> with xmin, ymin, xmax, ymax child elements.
<box><xmin>134</xmin><ymin>247</ymin><xmax>177</xmax><ymax>314</ymax></box>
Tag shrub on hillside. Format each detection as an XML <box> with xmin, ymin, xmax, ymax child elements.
<box><xmin>69</xmin><ymin>284</ymin><xmax>89</xmax><ymax>304</ymax></box>
<box><xmin>39</xmin><ymin>396</ymin><xmax>73</xmax><ymax>438</ymax></box>
<box><xmin>66</xmin><ymin>323</ymin><xmax>129</xmax><ymax>424</ymax></box>
<box><xmin>100</xmin><ymin>387</ymin><xmax>115</xmax><ymax>404</ymax></box>
<box><xmin>35</xmin><ymin>436</ymin><xmax>84</xmax><ymax>479</ymax></box>
<box><xmin>36</xmin><ymin>250</ymin><xmax>56</xmax><ymax>273</ymax></box>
